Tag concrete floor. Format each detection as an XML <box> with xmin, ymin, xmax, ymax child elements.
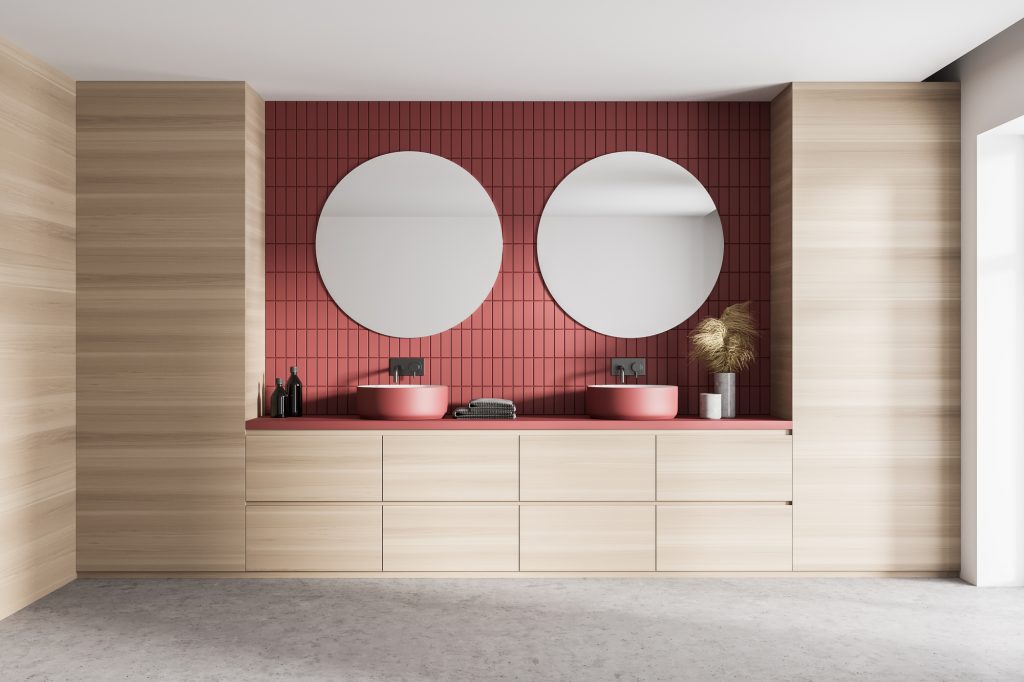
<box><xmin>0</xmin><ymin>579</ymin><xmax>1021</xmax><ymax>681</ymax></box>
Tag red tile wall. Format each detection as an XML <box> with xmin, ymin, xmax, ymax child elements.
<box><xmin>265</xmin><ymin>101</ymin><xmax>771</xmax><ymax>416</ymax></box>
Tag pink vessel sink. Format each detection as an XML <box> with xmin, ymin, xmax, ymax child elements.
<box><xmin>586</xmin><ymin>384</ymin><xmax>679</xmax><ymax>420</ymax></box>
<box><xmin>356</xmin><ymin>385</ymin><xmax>450</xmax><ymax>420</ymax></box>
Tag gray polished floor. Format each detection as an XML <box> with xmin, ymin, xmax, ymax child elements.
<box><xmin>0</xmin><ymin>578</ymin><xmax>1021</xmax><ymax>681</ymax></box>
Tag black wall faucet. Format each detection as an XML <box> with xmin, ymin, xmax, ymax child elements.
<box><xmin>611</xmin><ymin>358</ymin><xmax>646</xmax><ymax>383</ymax></box>
<box><xmin>388</xmin><ymin>357</ymin><xmax>424</xmax><ymax>383</ymax></box>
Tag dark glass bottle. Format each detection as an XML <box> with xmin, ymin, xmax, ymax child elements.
<box><xmin>286</xmin><ymin>366</ymin><xmax>303</xmax><ymax>417</ymax></box>
<box><xmin>270</xmin><ymin>378</ymin><xmax>287</xmax><ymax>418</ymax></box>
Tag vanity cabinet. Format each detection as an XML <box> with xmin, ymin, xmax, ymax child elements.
<box><xmin>520</xmin><ymin>434</ymin><xmax>655</xmax><ymax>501</ymax></box>
<box><xmin>245</xmin><ymin>505</ymin><xmax>382</xmax><ymax>571</ymax></box>
<box><xmin>520</xmin><ymin>505</ymin><xmax>655</xmax><ymax>571</ymax></box>
<box><xmin>246</xmin><ymin>432</ymin><xmax>382</xmax><ymax>502</ymax></box>
<box><xmin>657</xmin><ymin>433</ymin><xmax>792</xmax><ymax>501</ymax></box>
<box><xmin>657</xmin><ymin>504</ymin><xmax>793</xmax><ymax>571</ymax></box>
<box><xmin>382</xmin><ymin>505</ymin><xmax>519</xmax><ymax>571</ymax></box>
<box><xmin>383</xmin><ymin>434</ymin><xmax>518</xmax><ymax>501</ymax></box>
<box><xmin>242</xmin><ymin>426</ymin><xmax>794</xmax><ymax>574</ymax></box>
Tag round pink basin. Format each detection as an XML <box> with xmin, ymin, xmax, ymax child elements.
<box><xmin>356</xmin><ymin>385</ymin><xmax>449</xmax><ymax>420</ymax></box>
<box><xmin>586</xmin><ymin>384</ymin><xmax>679</xmax><ymax>420</ymax></box>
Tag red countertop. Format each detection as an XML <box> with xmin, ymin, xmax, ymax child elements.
<box><xmin>245</xmin><ymin>415</ymin><xmax>792</xmax><ymax>431</ymax></box>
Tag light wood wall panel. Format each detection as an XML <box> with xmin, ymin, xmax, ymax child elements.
<box><xmin>77</xmin><ymin>82</ymin><xmax>263</xmax><ymax>570</ymax></box>
<box><xmin>0</xmin><ymin>38</ymin><xmax>76</xmax><ymax>619</ymax></box>
<box><xmin>779</xmin><ymin>83</ymin><xmax>961</xmax><ymax>570</ymax></box>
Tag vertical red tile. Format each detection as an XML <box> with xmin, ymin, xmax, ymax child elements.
<box><xmin>264</xmin><ymin>98</ymin><xmax>770</xmax><ymax>415</ymax></box>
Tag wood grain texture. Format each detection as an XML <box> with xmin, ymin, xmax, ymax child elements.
<box><xmin>519</xmin><ymin>505</ymin><xmax>655</xmax><ymax>571</ymax></box>
<box><xmin>657</xmin><ymin>504</ymin><xmax>792</xmax><ymax>571</ymax></box>
<box><xmin>246</xmin><ymin>505</ymin><xmax>381</xmax><ymax>571</ymax></box>
<box><xmin>783</xmin><ymin>83</ymin><xmax>961</xmax><ymax>570</ymax></box>
<box><xmin>77</xmin><ymin>82</ymin><xmax>262</xmax><ymax>570</ymax></box>
<box><xmin>382</xmin><ymin>505</ymin><xmax>518</xmax><ymax>571</ymax></box>
<box><xmin>383</xmin><ymin>434</ymin><xmax>518</xmax><ymax>501</ymax></box>
<box><xmin>244</xmin><ymin>85</ymin><xmax>264</xmax><ymax>419</ymax></box>
<box><xmin>657</xmin><ymin>433</ymin><xmax>792</xmax><ymax>501</ymax></box>
<box><xmin>0</xmin><ymin>38</ymin><xmax>76</xmax><ymax>620</ymax></box>
<box><xmin>246</xmin><ymin>432</ymin><xmax>381</xmax><ymax>501</ymax></box>
<box><xmin>770</xmin><ymin>85</ymin><xmax>793</xmax><ymax>420</ymax></box>
<box><xmin>520</xmin><ymin>434</ymin><xmax>655</xmax><ymax>501</ymax></box>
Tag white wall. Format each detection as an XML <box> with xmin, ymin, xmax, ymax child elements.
<box><xmin>937</xmin><ymin>18</ymin><xmax>1024</xmax><ymax>585</ymax></box>
<box><xmin>976</xmin><ymin>126</ymin><xmax>1024</xmax><ymax>585</ymax></box>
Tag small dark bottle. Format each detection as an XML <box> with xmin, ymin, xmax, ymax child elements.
<box><xmin>270</xmin><ymin>378</ymin><xmax>288</xmax><ymax>418</ymax></box>
<box><xmin>285</xmin><ymin>366</ymin><xmax>303</xmax><ymax>417</ymax></box>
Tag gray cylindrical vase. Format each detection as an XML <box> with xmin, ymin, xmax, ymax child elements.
<box><xmin>699</xmin><ymin>392</ymin><xmax>722</xmax><ymax>419</ymax></box>
<box><xmin>713</xmin><ymin>372</ymin><xmax>736</xmax><ymax>418</ymax></box>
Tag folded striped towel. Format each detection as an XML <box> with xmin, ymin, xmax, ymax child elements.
<box><xmin>453</xmin><ymin>407</ymin><xmax>517</xmax><ymax>420</ymax></box>
<box><xmin>469</xmin><ymin>398</ymin><xmax>516</xmax><ymax>411</ymax></box>
<box><xmin>452</xmin><ymin>398</ymin><xmax>518</xmax><ymax>419</ymax></box>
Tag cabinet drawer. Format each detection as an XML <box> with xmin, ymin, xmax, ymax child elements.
<box><xmin>245</xmin><ymin>505</ymin><xmax>382</xmax><ymax>571</ymax></box>
<box><xmin>656</xmin><ymin>504</ymin><xmax>792</xmax><ymax>571</ymax></box>
<box><xmin>520</xmin><ymin>434</ymin><xmax>655</xmax><ymax>501</ymax></box>
<box><xmin>657</xmin><ymin>433</ymin><xmax>792</xmax><ymax>501</ymax></box>
<box><xmin>383</xmin><ymin>434</ymin><xmax>518</xmax><ymax>501</ymax></box>
<box><xmin>520</xmin><ymin>505</ymin><xmax>655</xmax><ymax>571</ymax></box>
<box><xmin>382</xmin><ymin>505</ymin><xmax>518</xmax><ymax>571</ymax></box>
<box><xmin>246</xmin><ymin>432</ymin><xmax>381</xmax><ymax>502</ymax></box>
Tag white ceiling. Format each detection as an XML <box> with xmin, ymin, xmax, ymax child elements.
<box><xmin>1</xmin><ymin>0</ymin><xmax>1021</xmax><ymax>100</ymax></box>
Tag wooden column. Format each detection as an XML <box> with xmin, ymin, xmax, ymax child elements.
<box><xmin>77</xmin><ymin>82</ymin><xmax>264</xmax><ymax>570</ymax></box>
<box><xmin>772</xmin><ymin>83</ymin><xmax>961</xmax><ymax>570</ymax></box>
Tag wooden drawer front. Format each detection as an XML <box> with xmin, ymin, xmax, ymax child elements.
<box><xmin>520</xmin><ymin>505</ymin><xmax>655</xmax><ymax>571</ymax></box>
<box><xmin>382</xmin><ymin>505</ymin><xmax>519</xmax><ymax>571</ymax></box>
<box><xmin>657</xmin><ymin>434</ymin><xmax>792</xmax><ymax>501</ymax></box>
<box><xmin>520</xmin><ymin>434</ymin><xmax>655</xmax><ymax>501</ymax></box>
<box><xmin>383</xmin><ymin>434</ymin><xmax>519</xmax><ymax>501</ymax></box>
<box><xmin>657</xmin><ymin>504</ymin><xmax>793</xmax><ymax>571</ymax></box>
<box><xmin>246</xmin><ymin>433</ymin><xmax>381</xmax><ymax>502</ymax></box>
<box><xmin>245</xmin><ymin>505</ymin><xmax>382</xmax><ymax>571</ymax></box>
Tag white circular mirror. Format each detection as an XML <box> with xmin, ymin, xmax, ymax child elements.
<box><xmin>537</xmin><ymin>152</ymin><xmax>724</xmax><ymax>338</ymax></box>
<box><xmin>315</xmin><ymin>152</ymin><xmax>503</xmax><ymax>338</ymax></box>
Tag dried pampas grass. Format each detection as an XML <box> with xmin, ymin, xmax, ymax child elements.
<box><xmin>689</xmin><ymin>301</ymin><xmax>758</xmax><ymax>373</ymax></box>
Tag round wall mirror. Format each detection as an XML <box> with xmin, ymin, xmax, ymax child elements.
<box><xmin>315</xmin><ymin>152</ymin><xmax>503</xmax><ymax>338</ymax></box>
<box><xmin>536</xmin><ymin>152</ymin><xmax>724</xmax><ymax>338</ymax></box>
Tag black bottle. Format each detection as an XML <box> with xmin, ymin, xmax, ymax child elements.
<box><xmin>285</xmin><ymin>366</ymin><xmax>303</xmax><ymax>417</ymax></box>
<box><xmin>270</xmin><ymin>378</ymin><xmax>288</xmax><ymax>418</ymax></box>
